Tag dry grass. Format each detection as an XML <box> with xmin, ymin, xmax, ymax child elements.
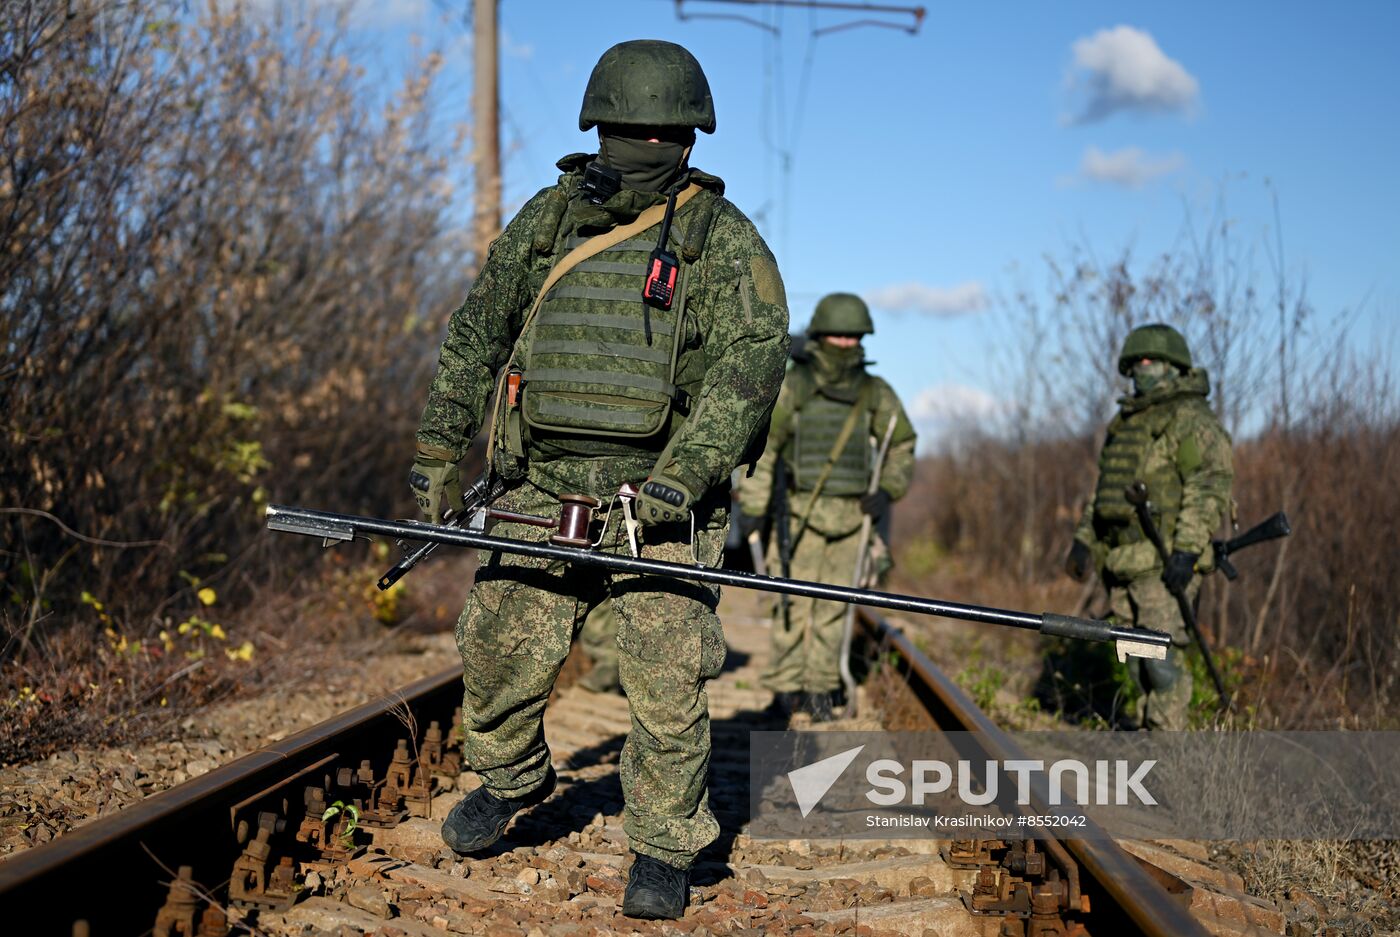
<box><xmin>0</xmin><ymin>537</ymin><xmax>473</xmax><ymax>767</ymax></box>
<box><xmin>0</xmin><ymin>0</ymin><xmax>472</xmax><ymax>761</ymax></box>
<box><xmin>1232</xmin><ymin>840</ymin><xmax>1400</xmax><ymax>934</ymax></box>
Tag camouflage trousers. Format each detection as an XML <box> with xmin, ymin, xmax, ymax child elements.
<box><xmin>762</xmin><ymin>523</ymin><xmax>873</xmax><ymax>694</ymax></box>
<box><xmin>1107</xmin><ymin>574</ymin><xmax>1199</xmax><ymax>731</ymax></box>
<box><xmin>454</xmin><ymin>481</ymin><xmax>728</xmax><ymax>868</ymax></box>
<box><xmin>578</xmin><ymin>599</ymin><xmax>619</xmax><ymax>693</ymax></box>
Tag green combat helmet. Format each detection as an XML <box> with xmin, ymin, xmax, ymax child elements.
<box><xmin>579</xmin><ymin>40</ymin><xmax>716</xmax><ymax>134</ymax></box>
<box><xmin>1118</xmin><ymin>323</ymin><xmax>1192</xmax><ymax>375</ymax></box>
<box><xmin>809</xmin><ymin>292</ymin><xmax>874</xmax><ymax>336</ymax></box>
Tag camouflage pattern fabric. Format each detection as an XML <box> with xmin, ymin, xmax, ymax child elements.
<box><xmin>1107</xmin><ymin>575</ymin><xmax>1199</xmax><ymax>730</ymax></box>
<box><xmin>420</xmin><ymin>153</ymin><xmax>787</xmax><ymax>869</ymax></box>
<box><xmin>419</xmin><ymin>161</ymin><xmax>788</xmax><ymax>509</ymax></box>
<box><xmin>578</xmin><ymin>598</ymin><xmax>620</xmax><ymax>693</ymax></box>
<box><xmin>1074</xmin><ymin>368</ymin><xmax>1233</xmax><ymax>567</ymax></box>
<box><xmin>738</xmin><ymin>353</ymin><xmax>915</xmax><ymax>694</ymax></box>
<box><xmin>760</xmin><ymin>520</ymin><xmax>869</xmax><ymax>693</ymax></box>
<box><xmin>1074</xmin><ymin>366</ymin><xmax>1233</xmax><ymax>730</ymax></box>
<box><xmin>456</xmin><ymin>483</ymin><xmax>729</xmax><ymax>867</ymax></box>
<box><xmin>738</xmin><ymin>362</ymin><xmax>915</xmax><ymax>538</ymax></box>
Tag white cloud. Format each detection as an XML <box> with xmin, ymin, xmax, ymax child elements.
<box><xmin>1078</xmin><ymin>145</ymin><xmax>1185</xmax><ymax>188</ymax></box>
<box><xmin>1066</xmin><ymin>25</ymin><xmax>1199</xmax><ymax>124</ymax></box>
<box><xmin>865</xmin><ymin>281</ymin><xmax>988</xmax><ymax>317</ymax></box>
<box><xmin>911</xmin><ymin>383</ymin><xmax>1003</xmax><ymax>423</ymax></box>
<box><xmin>909</xmin><ymin>383</ymin><xmax>1005</xmax><ymax>450</ymax></box>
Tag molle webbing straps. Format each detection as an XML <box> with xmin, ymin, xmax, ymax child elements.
<box><xmin>485</xmin><ymin>185</ymin><xmax>704</xmax><ymax>465</ymax></box>
<box><xmin>790</xmin><ymin>380</ymin><xmax>873</xmax><ymax>548</ymax></box>
<box><xmin>793</xmin><ymin>394</ymin><xmax>872</xmax><ymax>495</ymax></box>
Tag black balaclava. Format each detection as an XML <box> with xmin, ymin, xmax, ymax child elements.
<box><xmin>598</xmin><ymin>132</ymin><xmax>692</xmax><ymax>193</ymax></box>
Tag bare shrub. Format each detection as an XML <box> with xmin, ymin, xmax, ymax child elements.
<box><xmin>1</xmin><ymin>0</ymin><xmax>467</xmax><ymax>754</ymax></box>
<box><xmin>895</xmin><ymin>192</ymin><xmax>1399</xmax><ymax>728</ymax></box>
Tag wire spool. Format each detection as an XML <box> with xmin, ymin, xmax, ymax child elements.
<box><xmin>551</xmin><ymin>494</ymin><xmax>600</xmax><ymax>547</ymax></box>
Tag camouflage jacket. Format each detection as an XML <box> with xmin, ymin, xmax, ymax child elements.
<box><xmin>417</xmin><ymin>156</ymin><xmax>789</xmax><ymax>511</ymax></box>
<box><xmin>1074</xmin><ymin>368</ymin><xmax>1234</xmax><ymax>579</ymax></box>
<box><xmin>738</xmin><ymin>358</ymin><xmax>916</xmax><ymax>538</ymax></box>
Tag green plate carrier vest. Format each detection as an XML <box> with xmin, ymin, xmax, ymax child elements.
<box><xmin>521</xmin><ymin>195</ymin><xmax>712</xmax><ymax>440</ymax></box>
<box><xmin>1093</xmin><ymin>399</ymin><xmax>1187</xmax><ymax>544</ymax></box>
<box><xmin>790</xmin><ymin>370</ymin><xmax>873</xmax><ymax>497</ymax></box>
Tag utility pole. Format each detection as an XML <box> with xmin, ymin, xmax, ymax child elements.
<box><xmin>470</xmin><ymin>0</ymin><xmax>500</xmax><ymax>275</ymax></box>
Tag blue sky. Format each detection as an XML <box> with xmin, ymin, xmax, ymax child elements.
<box><xmin>324</xmin><ymin>0</ymin><xmax>1399</xmax><ymax>446</ymax></box>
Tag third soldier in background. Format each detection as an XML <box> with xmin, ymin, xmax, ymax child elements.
<box><xmin>737</xmin><ymin>293</ymin><xmax>916</xmax><ymax>721</ymax></box>
<box><xmin>1065</xmin><ymin>324</ymin><xmax>1234</xmax><ymax>731</ymax></box>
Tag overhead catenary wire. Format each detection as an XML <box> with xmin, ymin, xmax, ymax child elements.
<box><xmin>674</xmin><ymin>0</ymin><xmax>924</xmax><ymax>260</ymax></box>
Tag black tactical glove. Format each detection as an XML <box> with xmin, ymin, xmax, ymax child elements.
<box><xmin>860</xmin><ymin>489</ymin><xmax>891</xmax><ymax>518</ymax></box>
<box><xmin>735</xmin><ymin>511</ymin><xmax>764</xmax><ymax>541</ymax></box>
<box><xmin>1064</xmin><ymin>539</ymin><xmax>1093</xmax><ymax>582</ymax></box>
<box><xmin>1162</xmin><ymin>550</ymin><xmax>1199</xmax><ymax>594</ymax></box>
<box><xmin>409</xmin><ymin>444</ymin><xmax>463</xmax><ymax>525</ymax></box>
<box><xmin>637</xmin><ymin>475</ymin><xmax>694</xmax><ymax>526</ymax></box>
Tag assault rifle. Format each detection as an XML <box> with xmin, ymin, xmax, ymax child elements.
<box><xmin>772</xmin><ymin>457</ymin><xmax>793</xmax><ymax>625</ymax></box>
<box><xmin>375</xmin><ymin>472</ymin><xmax>508</xmax><ymax>591</ymax></box>
<box><xmin>1212</xmin><ymin>511</ymin><xmax>1292</xmax><ymax>581</ymax></box>
<box><xmin>1126</xmin><ymin>481</ymin><xmax>1292</xmax><ymax>713</ymax></box>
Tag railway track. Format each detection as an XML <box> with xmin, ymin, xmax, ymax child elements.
<box><xmin>0</xmin><ymin>595</ymin><xmax>1281</xmax><ymax>937</ymax></box>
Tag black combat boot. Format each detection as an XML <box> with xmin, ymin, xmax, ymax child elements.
<box><xmin>622</xmin><ymin>852</ymin><xmax>689</xmax><ymax>920</ymax></box>
<box><xmin>441</xmin><ymin>766</ymin><xmax>556</xmax><ymax>855</ymax></box>
<box><xmin>803</xmin><ymin>690</ymin><xmax>835</xmax><ymax>723</ymax></box>
<box><xmin>766</xmin><ymin>690</ymin><xmax>802</xmax><ymax>719</ymax></box>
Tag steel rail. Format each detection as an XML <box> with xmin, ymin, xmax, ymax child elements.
<box><xmin>0</xmin><ymin>604</ymin><xmax>1204</xmax><ymax>937</ymax></box>
<box><xmin>856</xmin><ymin>610</ymin><xmax>1209</xmax><ymax>937</ymax></box>
<box><xmin>0</xmin><ymin>668</ymin><xmax>464</xmax><ymax>935</ymax></box>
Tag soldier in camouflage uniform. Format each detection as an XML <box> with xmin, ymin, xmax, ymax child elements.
<box><xmin>1065</xmin><ymin>324</ymin><xmax>1233</xmax><ymax>731</ymax></box>
<box><xmin>736</xmin><ymin>294</ymin><xmax>915</xmax><ymax>721</ymax></box>
<box><xmin>410</xmin><ymin>41</ymin><xmax>788</xmax><ymax>919</ymax></box>
<box><xmin>577</xmin><ymin>598</ymin><xmax>620</xmax><ymax>694</ymax></box>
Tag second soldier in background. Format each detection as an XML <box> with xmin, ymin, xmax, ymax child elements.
<box><xmin>738</xmin><ymin>293</ymin><xmax>915</xmax><ymax>721</ymax></box>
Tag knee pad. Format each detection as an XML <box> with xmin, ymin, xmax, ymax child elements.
<box><xmin>1140</xmin><ymin>654</ymin><xmax>1183</xmax><ymax>691</ymax></box>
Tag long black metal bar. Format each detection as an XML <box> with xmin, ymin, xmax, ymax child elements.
<box><xmin>266</xmin><ymin>505</ymin><xmax>1169</xmax><ymax>652</ymax></box>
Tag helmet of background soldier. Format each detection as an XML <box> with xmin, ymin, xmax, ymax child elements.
<box><xmin>808</xmin><ymin>293</ymin><xmax>874</xmax><ymax>337</ymax></box>
<box><xmin>1118</xmin><ymin>323</ymin><xmax>1192</xmax><ymax>375</ymax></box>
<box><xmin>579</xmin><ymin>40</ymin><xmax>716</xmax><ymax>134</ymax></box>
